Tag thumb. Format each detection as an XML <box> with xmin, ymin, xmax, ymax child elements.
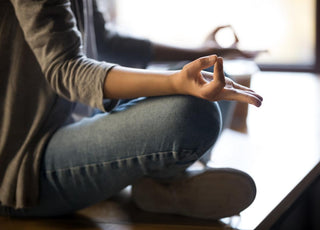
<box><xmin>213</xmin><ymin>57</ymin><xmax>226</xmax><ymax>84</ymax></box>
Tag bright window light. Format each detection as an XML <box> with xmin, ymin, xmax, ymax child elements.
<box><xmin>100</xmin><ymin>0</ymin><xmax>316</xmax><ymax>66</ymax></box>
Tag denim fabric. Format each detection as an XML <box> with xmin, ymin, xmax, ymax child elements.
<box><xmin>0</xmin><ymin>95</ymin><xmax>221</xmax><ymax>217</ymax></box>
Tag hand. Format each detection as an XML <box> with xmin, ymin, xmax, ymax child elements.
<box><xmin>173</xmin><ymin>55</ymin><xmax>263</xmax><ymax>107</ymax></box>
<box><xmin>202</xmin><ymin>25</ymin><xmax>266</xmax><ymax>59</ymax></box>
<box><xmin>204</xmin><ymin>25</ymin><xmax>239</xmax><ymax>49</ymax></box>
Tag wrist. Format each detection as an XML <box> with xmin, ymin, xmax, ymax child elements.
<box><xmin>168</xmin><ymin>71</ymin><xmax>181</xmax><ymax>95</ymax></box>
<box><xmin>169</xmin><ymin>70</ymin><xmax>191</xmax><ymax>96</ymax></box>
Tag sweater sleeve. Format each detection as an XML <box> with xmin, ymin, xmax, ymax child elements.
<box><xmin>92</xmin><ymin>1</ymin><xmax>153</xmax><ymax>68</ymax></box>
<box><xmin>10</xmin><ymin>0</ymin><xmax>114</xmax><ymax>111</ymax></box>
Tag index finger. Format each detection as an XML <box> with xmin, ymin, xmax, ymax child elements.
<box><xmin>185</xmin><ymin>55</ymin><xmax>218</xmax><ymax>72</ymax></box>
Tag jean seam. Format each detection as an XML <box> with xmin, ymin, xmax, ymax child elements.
<box><xmin>43</xmin><ymin>149</ymin><xmax>195</xmax><ymax>174</ymax></box>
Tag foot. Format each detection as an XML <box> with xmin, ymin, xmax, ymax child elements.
<box><xmin>132</xmin><ymin>168</ymin><xmax>256</xmax><ymax>220</ymax></box>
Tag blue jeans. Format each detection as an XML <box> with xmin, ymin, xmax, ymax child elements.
<box><xmin>0</xmin><ymin>95</ymin><xmax>222</xmax><ymax>217</ymax></box>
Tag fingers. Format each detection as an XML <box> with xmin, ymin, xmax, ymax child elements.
<box><xmin>230</xmin><ymin>26</ymin><xmax>240</xmax><ymax>47</ymax></box>
<box><xmin>241</xmin><ymin>91</ymin><xmax>263</xmax><ymax>107</ymax></box>
<box><xmin>210</xmin><ymin>25</ymin><xmax>239</xmax><ymax>48</ymax></box>
<box><xmin>222</xmin><ymin>88</ymin><xmax>263</xmax><ymax>107</ymax></box>
<box><xmin>230</xmin><ymin>81</ymin><xmax>263</xmax><ymax>102</ymax></box>
<box><xmin>242</xmin><ymin>90</ymin><xmax>263</xmax><ymax>104</ymax></box>
<box><xmin>186</xmin><ymin>55</ymin><xmax>218</xmax><ymax>72</ymax></box>
<box><xmin>203</xmin><ymin>57</ymin><xmax>226</xmax><ymax>96</ymax></box>
<box><xmin>206</xmin><ymin>25</ymin><xmax>232</xmax><ymax>43</ymax></box>
<box><xmin>212</xmin><ymin>25</ymin><xmax>231</xmax><ymax>37</ymax></box>
<box><xmin>246</xmin><ymin>90</ymin><xmax>263</xmax><ymax>102</ymax></box>
<box><xmin>213</xmin><ymin>57</ymin><xmax>225</xmax><ymax>84</ymax></box>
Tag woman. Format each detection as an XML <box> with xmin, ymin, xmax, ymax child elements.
<box><xmin>0</xmin><ymin>0</ymin><xmax>262</xmax><ymax>219</ymax></box>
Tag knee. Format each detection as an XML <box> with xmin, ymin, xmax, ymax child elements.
<box><xmin>161</xmin><ymin>95</ymin><xmax>222</xmax><ymax>153</ymax></box>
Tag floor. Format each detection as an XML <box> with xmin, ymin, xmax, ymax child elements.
<box><xmin>1</xmin><ymin>71</ymin><xmax>319</xmax><ymax>230</ymax></box>
<box><xmin>209</xmin><ymin>71</ymin><xmax>320</xmax><ymax>229</ymax></box>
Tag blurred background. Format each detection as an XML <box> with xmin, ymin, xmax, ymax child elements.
<box><xmin>97</xmin><ymin>0</ymin><xmax>316</xmax><ymax>71</ymax></box>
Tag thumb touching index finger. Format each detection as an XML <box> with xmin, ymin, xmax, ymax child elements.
<box><xmin>213</xmin><ymin>57</ymin><xmax>226</xmax><ymax>84</ymax></box>
<box><xmin>187</xmin><ymin>55</ymin><xmax>217</xmax><ymax>72</ymax></box>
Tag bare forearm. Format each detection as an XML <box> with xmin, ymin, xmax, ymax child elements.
<box><xmin>103</xmin><ymin>66</ymin><xmax>179</xmax><ymax>99</ymax></box>
<box><xmin>103</xmin><ymin>56</ymin><xmax>263</xmax><ymax>107</ymax></box>
<box><xmin>152</xmin><ymin>42</ymin><xmax>258</xmax><ymax>61</ymax></box>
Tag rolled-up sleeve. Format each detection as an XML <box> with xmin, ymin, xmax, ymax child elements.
<box><xmin>10</xmin><ymin>0</ymin><xmax>114</xmax><ymax>111</ymax></box>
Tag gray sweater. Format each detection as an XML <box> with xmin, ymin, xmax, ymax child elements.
<box><xmin>0</xmin><ymin>0</ymin><xmax>152</xmax><ymax>209</ymax></box>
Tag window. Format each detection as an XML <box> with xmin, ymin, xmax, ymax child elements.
<box><xmin>99</xmin><ymin>0</ymin><xmax>317</xmax><ymax>72</ymax></box>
